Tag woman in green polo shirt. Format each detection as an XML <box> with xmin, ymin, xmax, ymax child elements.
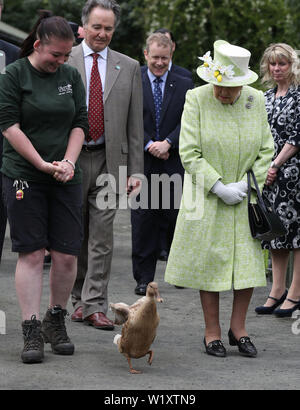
<box><xmin>0</xmin><ymin>12</ymin><xmax>88</xmax><ymax>363</ymax></box>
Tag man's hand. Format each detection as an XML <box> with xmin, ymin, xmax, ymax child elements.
<box><xmin>148</xmin><ymin>140</ymin><xmax>171</xmax><ymax>160</ymax></box>
<box><xmin>127</xmin><ymin>176</ymin><xmax>142</xmax><ymax>197</ymax></box>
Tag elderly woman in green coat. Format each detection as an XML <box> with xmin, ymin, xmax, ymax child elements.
<box><xmin>165</xmin><ymin>40</ymin><xmax>274</xmax><ymax>358</ymax></box>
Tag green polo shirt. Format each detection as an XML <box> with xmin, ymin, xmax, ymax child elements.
<box><xmin>0</xmin><ymin>57</ymin><xmax>88</xmax><ymax>184</ymax></box>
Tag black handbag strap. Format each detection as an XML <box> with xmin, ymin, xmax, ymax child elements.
<box><xmin>247</xmin><ymin>170</ymin><xmax>267</xmax><ymax>212</ymax></box>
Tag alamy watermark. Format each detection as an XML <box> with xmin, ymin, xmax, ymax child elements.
<box><xmin>95</xmin><ymin>166</ymin><xmax>204</xmax><ymax>221</ymax></box>
<box><xmin>0</xmin><ymin>50</ymin><xmax>6</xmax><ymax>74</ymax></box>
<box><xmin>291</xmin><ymin>310</ymin><xmax>300</xmax><ymax>335</ymax></box>
<box><xmin>0</xmin><ymin>310</ymin><xmax>6</xmax><ymax>335</ymax></box>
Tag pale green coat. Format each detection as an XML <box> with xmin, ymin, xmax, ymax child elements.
<box><xmin>165</xmin><ymin>84</ymin><xmax>274</xmax><ymax>291</ymax></box>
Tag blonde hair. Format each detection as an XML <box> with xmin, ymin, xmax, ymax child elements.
<box><xmin>260</xmin><ymin>43</ymin><xmax>300</xmax><ymax>87</ymax></box>
<box><xmin>145</xmin><ymin>33</ymin><xmax>172</xmax><ymax>54</ymax></box>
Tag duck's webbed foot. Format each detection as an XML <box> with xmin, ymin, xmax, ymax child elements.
<box><xmin>127</xmin><ymin>357</ymin><xmax>142</xmax><ymax>374</ymax></box>
<box><xmin>147</xmin><ymin>350</ymin><xmax>153</xmax><ymax>366</ymax></box>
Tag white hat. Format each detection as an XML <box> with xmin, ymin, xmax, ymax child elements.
<box><xmin>197</xmin><ymin>40</ymin><xmax>258</xmax><ymax>87</ymax></box>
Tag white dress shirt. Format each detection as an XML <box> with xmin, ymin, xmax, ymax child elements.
<box><xmin>82</xmin><ymin>40</ymin><xmax>107</xmax><ymax>145</ymax></box>
<box><xmin>145</xmin><ymin>69</ymin><xmax>169</xmax><ymax>151</ymax></box>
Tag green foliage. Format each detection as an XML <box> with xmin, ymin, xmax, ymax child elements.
<box><xmin>285</xmin><ymin>0</ymin><xmax>300</xmax><ymax>45</ymax></box>
<box><xmin>4</xmin><ymin>0</ymin><xmax>84</xmax><ymax>31</ymax></box>
<box><xmin>110</xmin><ymin>0</ymin><xmax>146</xmax><ymax>63</ymax></box>
<box><xmin>141</xmin><ymin>0</ymin><xmax>297</xmax><ymax>86</ymax></box>
<box><xmin>3</xmin><ymin>0</ymin><xmax>300</xmax><ymax>87</ymax></box>
<box><xmin>3</xmin><ymin>0</ymin><xmax>145</xmax><ymax>62</ymax></box>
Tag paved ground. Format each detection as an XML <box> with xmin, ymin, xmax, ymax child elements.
<box><xmin>0</xmin><ymin>209</ymin><xmax>299</xmax><ymax>391</ymax></box>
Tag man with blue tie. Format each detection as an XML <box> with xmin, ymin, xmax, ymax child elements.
<box><xmin>141</xmin><ymin>28</ymin><xmax>193</xmax><ymax>263</ymax></box>
<box><xmin>131</xmin><ymin>33</ymin><xmax>194</xmax><ymax>295</ymax></box>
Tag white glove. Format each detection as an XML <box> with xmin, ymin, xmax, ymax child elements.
<box><xmin>211</xmin><ymin>180</ymin><xmax>247</xmax><ymax>205</ymax></box>
<box><xmin>226</xmin><ymin>180</ymin><xmax>248</xmax><ymax>194</ymax></box>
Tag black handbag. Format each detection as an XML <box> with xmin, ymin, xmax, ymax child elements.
<box><xmin>247</xmin><ymin>170</ymin><xmax>287</xmax><ymax>241</ymax></box>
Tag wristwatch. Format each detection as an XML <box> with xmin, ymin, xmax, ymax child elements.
<box><xmin>270</xmin><ymin>160</ymin><xmax>280</xmax><ymax>169</ymax></box>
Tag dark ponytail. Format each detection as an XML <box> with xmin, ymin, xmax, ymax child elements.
<box><xmin>20</xmin><ymin>10</ymin><xmax>75</xmax><ymax>58</ymax></box>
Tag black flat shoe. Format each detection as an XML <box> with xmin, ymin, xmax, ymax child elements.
<box><xmin>255</xmin><ymin>289</ymin><xmax>287</xmax><ymax>315</ymax></box>
<box><xmin>274</xmin><ymin>298</ymin><xmax>300</xmax><ymax>318</ymax></box>
<box><xmin>203</xmin><ymin>338</ymin><xmax>226</xmax><ymax>358</ymax></box>
<box><xmin>134</xmin><ymin>283</ymin><xmax>147</xmax><ymax>296</ymax></box>
<box><xmin>228</xmin><ymin>329</ymin><xmax>257</xmax><ymax>357</ymax></box>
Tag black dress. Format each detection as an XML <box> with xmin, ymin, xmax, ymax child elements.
<box><xmin>262</xmin><ymin>85</ymin><xmax>300</xmax><ymax>250</ymax></box>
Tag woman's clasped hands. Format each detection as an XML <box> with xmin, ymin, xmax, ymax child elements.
<box><xmin>211</xmin><ymin>180</ymin><xmax>248</xmax><ymax>205</ymax></box>
<box><xmin>40</xmin><ymin>160</ymin><xmax>74</xmax><ymax>183</ymax></box>
<box><xmin>52</xmin><ymin>160</ymin><xmax>74</xmax><ymax>183</ymax></box>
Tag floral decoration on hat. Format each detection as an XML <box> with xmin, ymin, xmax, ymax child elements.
<box><xmin>198</xmin><ymin>51</ymin><xmax>235</xmax><ymax>83</ymax></box>
<box><xmin>197</xmin><ymin>40</ymin><xmax>258</xmax><ymax>87</ymax></box>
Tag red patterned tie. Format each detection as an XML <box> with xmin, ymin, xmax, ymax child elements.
<box><xmin>87</xmin><ymin>53</ymin><xmax>104</xmax><ymax>142</ymax></box>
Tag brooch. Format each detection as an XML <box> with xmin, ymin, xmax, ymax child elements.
<box><xmin>245</xmin><ymin>96</ymin><xmax>254</xmax><ymax>109</ymax></box>
<box><xmin>115</xmin><ymin>65</ymin><xmax>120</xmax><ymax>70</ymax></box>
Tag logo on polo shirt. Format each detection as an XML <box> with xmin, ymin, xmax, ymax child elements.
<box><xmin>58</xmin><ymin>84</ymin><xmax>73</xmax><ymax>95</ymax></box>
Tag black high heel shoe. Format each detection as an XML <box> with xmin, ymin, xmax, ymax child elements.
<box><xmin>255</xmin><ymin>290</ymin><xmax>287</xmax><ymax>315</ymax></box>
<box><xmin>274</xmin><ymin>298</ymin><xmax>300</xmax><ymax>318</ymax></box>
<box><xmin>228</xmin><ymin>329</ymin><xmax>257</xmax><ymax>357</ymax></box>
<box><xmin>203</xmin><ymin>338</ymin><xmax>226</xmax><ymax>358</ymax></box>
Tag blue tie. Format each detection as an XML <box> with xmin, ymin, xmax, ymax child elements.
<box><xmin>153</xmin><ymin>77</ymin><xmax>162</xmax><ymax>139</ymax></box>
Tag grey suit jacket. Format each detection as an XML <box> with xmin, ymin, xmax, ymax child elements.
<box><xmin>67</xmin><ymin>44</ymin><xmax>144</xmax><ymax>192</ymax></box>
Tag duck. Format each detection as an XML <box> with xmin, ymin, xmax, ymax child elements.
<box><xmin>110</xmin><ymin>282</ymin><xmax>163</xmax><ymax>374</ymax></box>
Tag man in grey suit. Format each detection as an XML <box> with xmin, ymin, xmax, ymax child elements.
<box><xmin>68</xmin><ymin>0</ymin><xmax>143</xmax><ymax>329</ymax></box>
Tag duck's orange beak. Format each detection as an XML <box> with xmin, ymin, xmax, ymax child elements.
<box><xmin>156</xmin><ymin>289</ymin><xmax>163</xmax><ymax>303</ymax></box>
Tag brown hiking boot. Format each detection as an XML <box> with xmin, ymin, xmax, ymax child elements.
<box><xmin>41</xmin><ymin>305</ymin><xmax>74</xmax><ymax>355</ymax></box>
<box><xmin>21</xmin><ymin>315</ymin><xmax>44</xmax><ymax>364</ymax></box>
